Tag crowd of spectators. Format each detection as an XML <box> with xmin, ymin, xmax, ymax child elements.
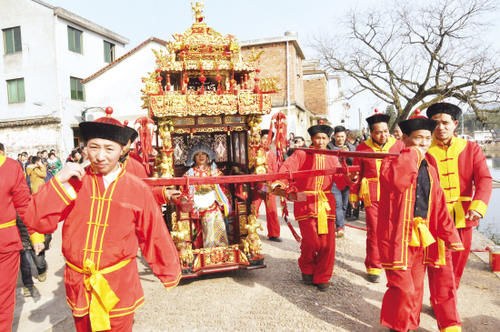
<box><xmin>12</xmin><ymin>147</ymin><xmax>65</xmax><ymax>297</ymax></box>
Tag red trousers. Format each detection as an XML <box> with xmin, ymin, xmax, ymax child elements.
<box><xmin>298</xmin><ymin>218</ymin><xmax>335</xmax><ymax>284</ymax></box>
<box><xmin>0</xmin><ymin>251</ymin><xmax>20</xmax><ymax>332</ymax></box>
<box><xmin>381</xmin><ymin>246</ymin><xmax>426</xmax><ymax>332</ymax></box>
<box><xmin>428</xmin><ymin>250</ymin><xmax>461</xmax><ymax>330</ymax></box>
<box><xmin>74</xmin><ymin>313</ymin><xmax>134</xmax><ymax>332</ymax></box>
<box><xmin>253</xmin><ymin>193</ymin><xmax>280</xmax><ymax>237</ymax></box>
<box><xmin>452</xmin><ymin>227</ymin><xmax>472</xmax><ymax>288</ymax></box>
<box><xmin>365</xmin><ymin>203</ymin><xmax>382</xmax><ymax>275</ymax></box>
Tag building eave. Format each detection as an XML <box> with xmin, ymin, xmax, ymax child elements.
<box><xmin>0</xmin><ymin>116</ymin><xmax>61</xmax><ymax>129</ymax></box>
<box><xmin>82</xmin><ymin>37</ymin><xmax>169</xmax><ymax>83</ymax></box>
<box><xmin>53</xmin><ymin>7</ymin><xmax>129</xmax><ymax>45</ymax></box>
<box><xmin>31</xmin><ymin>0</ymin><xmax>54</xmax><ymax>10</ymax></box>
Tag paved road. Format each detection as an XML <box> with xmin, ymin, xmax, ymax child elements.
<box><xmin>13</xmin><ymin>208</ymin><xmax>500</xmax><ymax>332</ymax></box>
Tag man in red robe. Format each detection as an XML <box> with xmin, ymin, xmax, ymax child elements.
<box><xmin>253</xmin><ymin>129</ymin><xmax>281</xmax><ymax>241</ymax></box>
<box><xmin>426</xmin><ymin>102</ymin><xmax>492</xmax><ymax>288</ymax></box>
<box><xmin>24</xmin><ymin>112</ymin><xmax>181</xmax><ymax>332</ymax></box>
<box><xmin>350</xmin><ymin>110</ymin><xmax>405</xmax><ymax>282</ymax></box>
<box><xmin>0</xmin><ymin>143</ymin><xmax>38</xmax><ymax>331</ymax></box>
<box><xmin>273</xmin><ymin>124</ymin><xmax>341</xmax><ymax>291</ymax></box>
<box><xmin>378</xmin><ymin>114</ymin><xmax>464</xmax><ymax>332</ymax></box>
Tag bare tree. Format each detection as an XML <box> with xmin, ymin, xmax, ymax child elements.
<box><xmin>313</xmin><ymin>0</ymin><xmax>500</xmax><ymax>125</ymax></box>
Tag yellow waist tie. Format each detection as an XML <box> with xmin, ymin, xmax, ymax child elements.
<box><xmin>305</xmin><ymin>191</ymin><xmax>331</xmax><ymax>234</ymax></box>
<box><xmin>359</xmin><ymin>177</ymin><xmax>376</xmax><ymax>207</ymax></box>
<box><xmin>66</xmin><ymin>258</ymin><xmax>131</xmax><ymax>331</ymax></box>
<box><xmin>0</xmin><ymin>219</ymin><xmax>16</xmax><ymax>229</ymax></box>
<box><xmin>409</xmin><ymin>217</ymin><xmax>436</xmax><ymax>248</ymax></box>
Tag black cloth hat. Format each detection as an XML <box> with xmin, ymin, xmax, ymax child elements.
<box><xmin>307</xmin><ymin>124</ymin><xmax>334</xmax><ymax>137</ymax></box>
<box><xmin>398</xmin><ymin>111</ymin><xmax>437</xmax><ymax>136</ymax></box>
<box><xmin>79</xmin><ymin>107</ymin><xmax>137</xmax><ymax>146</ymax></box>
<box><xmin>426</xmin><ymin>102</ymin><xmax>462</xmax><ymax>120</ymax></box>
<box><xmin>366</xmin><ymin>109</ymin><xmax>390</xmax><ymax>126</ymax></box>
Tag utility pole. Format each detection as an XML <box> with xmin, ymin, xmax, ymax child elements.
<box><xmin>358</xmin><ymin>108</ymin><xmax>362</xmax><ymax>131</ymax></box>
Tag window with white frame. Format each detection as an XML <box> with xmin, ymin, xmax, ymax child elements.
<box><xmin>3</xmin><ymin>26</ymin><xmax>22</xmax><ymax>54</ymax></box>
<box><xmin>7</xmin><ymin>78</ymin><xmax>25</xmax><ymax>103</ymax></box>
<box><xmin>70</xmin><ymin>77</ymin><xmax>84</xmax><ymax>101</ymax></box>
<box><xmin>68</xmin><ymin>26</ymin><xmax>83</xmax><ymax>53</ymax></box>
<box><xmin>104</xmin><ymin>41</ymin><xmax>115</xmax><ymax>63</ymax></box>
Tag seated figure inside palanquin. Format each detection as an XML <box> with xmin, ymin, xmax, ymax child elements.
<box><xmin>183</xmin><ymin>144</ymin><xmax>231</xmax><ymax>249</ymax></box>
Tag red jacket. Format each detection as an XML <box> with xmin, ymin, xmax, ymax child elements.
<box><xmin>0</xmin><ymin>156</ymin><xmax>32</xmax><ymax>253</ymax></box>
<box><xmin>275</xmin><ymin>149</ymin><xmax>340</xmax><ymax>223</ymax></box>
<box><xmin>428</xmin><ymin>136</ymin><xmax>492</xmax><ymax>228</ymax></box>
<box><xmin>350</xmin><ymin>137</ymin><xmax>405</xmax><ymax>205</ymax></box>
<box><xmin>24</xmin><ymin>167</ymin><xmax>181</xmax><ymax>317</ymax></box>
<box><xmin>377</xmin><ymin>148</ymin><xmax>464</xmax><ymax>269</ymax></box>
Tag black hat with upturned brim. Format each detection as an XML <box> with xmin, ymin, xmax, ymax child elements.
<box><xmin>366</xmin><ymin>113</ymin><xmax>390</xmax><ymax>126</ymax></box>
<box><xmin>79</xmin><ymin>122</ymin><xmax>137</xmax><ymax>146</ymax></box>
<box><xmin>79</xmin><ymin>107</ymin><xmax>137</xmax><ymax>146</ymax></box>
<box><xmin>307</xmin><ymin>124</ymin><xmax>334</xmax><ymax>138</ymax></box>
<box><xmin>398</xmin><ymin>110</ymin><xmax>437</xmax><ymax>136</ymax></box>
<box><xmin>426</xmin><ymin>102</ymin><xmax>462</xmax><ymax>120</ymax></box>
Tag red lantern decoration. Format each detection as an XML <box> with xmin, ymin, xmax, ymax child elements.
<box><xmin>199</xmin><ymin>74</ymin><xmax>206</xmax><ymax>95</ymax></box>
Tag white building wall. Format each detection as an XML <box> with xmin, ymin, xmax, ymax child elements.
<box><xmin>83</xmin><ymin>43</ymin><xmax>163</xmax><ymax>122</ymax></box>
<box><xmin>0</xmin><ymin>0</ymin><xmax>59</xmax><ymax>120</ymax></box>
<box><xmin>0</xmin><ymin>0</ymin><xmax>128</xmax><ymax>157</ymax></box>
<box><xmin>327</xmin><ymin>76</ymin><xmax>350</xmax><ymax>128</ymax></box>
<box><xmin>54</xmin><ymin>16</ymin><xmax>127</xmax><ymax>154</ymax></box>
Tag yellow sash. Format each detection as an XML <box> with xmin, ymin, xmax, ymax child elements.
<box><xmin>359</xmin><ymin>177</ymin><xmax>373</xmax><ymax>207</ymax></box>
<box><xmin>0</xmin><ymin>219</ymin><xmax>16</xmax><ymax>229</ymax></box>
<box><xmin>305</xmin><ymin>191</ymin><xmax>331</xmax><ymax>234</ymax></box>
<box><xmin>66</xmin><ymin>258</ymin><xmax>131</xmax><ymax>331</ymax></box>
<box><xmin>409</xmin><ymin>217</ymin><xmax>436</xmax><ymax>248</ymax></box>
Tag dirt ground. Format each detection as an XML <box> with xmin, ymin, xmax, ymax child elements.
<box><xmin>129</xmin><ymin>209</ymin><xmax>500</xmax><ymax>332</ymax></box>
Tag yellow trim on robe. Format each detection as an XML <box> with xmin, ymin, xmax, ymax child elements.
<box><xmin>469</xmin><ymin>200</ymin><xmax>487</xmax><ymax>217</ymax></box>
<box><xmin>109</xmin><ymin>301</ymin><xmax>145</xmax><ymax>318</ymax></box>
<box><xmin>0</xmin><ymin>219</ymin><xmax>16</xmax><ymax>229</ymax></box>
<box><xmin>441</xmin><ymin>325</ymin><xmax>462</xmax><ymax>332</ymax></box>
<box><xmin>51</xmin><ymin>176</ymin><xmax>76</xmax><ymax>205</ymax></box>
<box><xmin>0</xmin><ymin>155</ymin><xmax>6</xmax><ymax>167</ymax></box>
<box><xmin>364</xmin><ymin>136</ymin><xmax>397</xmax><ymax>201</ymax></box>
<box><xmin>437</xmin><ymin>239</ymin><xmax>446</xmax><ymax>266</ymax></box>
<box><xmin>163</xmin><ymin>271</ymin><xmax>182</xmax><ymax>289</ymax></box>
<box><xmin>428</xmin><ymin>136</ymin><xmax>468</xmax><ymax>227</ymax></box>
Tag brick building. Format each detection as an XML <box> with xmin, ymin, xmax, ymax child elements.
<box><xmin>303</xmin><ymin>59</ymin><xmax>329</xmax><ymax>124</ymax></box>
<box><xmin>241</xmin><ymin>32</ymin><xmax>319</xmax><ymax>139</ymax></box>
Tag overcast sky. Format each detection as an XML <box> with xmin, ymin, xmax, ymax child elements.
<box><xmin>44</xmin><ymin>0</ymin><xmax>500</xmax><ymax>127</ymax></box>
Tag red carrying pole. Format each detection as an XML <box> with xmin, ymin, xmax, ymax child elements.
<box><xmin>143</xmin><ymin>166</ymin><xmax>360</xmax><ymax>187</ymax></box>
<box><xmin>295</xmin><ymin>147</ymin><xmax>400</xmax><ymax>159</ymax></box>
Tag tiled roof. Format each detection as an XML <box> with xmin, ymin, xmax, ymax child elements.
<box><xmin>82</xmin><ymin>37</ymin><xmax>168</xmax><ymax>83</ymax></box>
